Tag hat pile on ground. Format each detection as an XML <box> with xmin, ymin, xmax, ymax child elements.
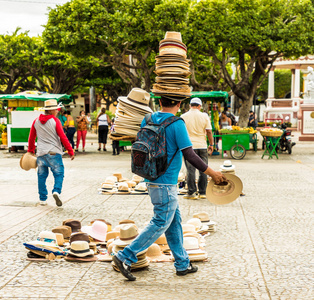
<box><xmin>151</xmin><ymin>31</ymin><xmax>191</xmax><ymax>101</ymax></box>
<box><xmin>23</xmin><ymin>215</ymin><xmax>216</xmax><ymax>263</ymax></box>
<box><xmin>111</xmin><ymin>88</ymin><xmax>153</xmax><ymax>139</ymax></box>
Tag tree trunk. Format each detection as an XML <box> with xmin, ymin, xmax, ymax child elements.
<box><xmin>238</xmin><ymin>95</ymin><xmax>254</xmax><ymax>127</ymax></box>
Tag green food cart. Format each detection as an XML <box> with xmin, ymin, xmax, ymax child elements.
<box><xmin>0</xmin><ymin>92</ymin><xmax>72</xmax><ymax>151</ymax></box>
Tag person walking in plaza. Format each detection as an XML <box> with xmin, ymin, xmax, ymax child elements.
<box><xmin>64</xmin><ymin>111</ymin><xmax>76</xmax><ymax>150</ymax></box>
<box><xmin>75</xmin><ymin>110</ymin><xmax>89</xmax><ymax>152</ymax></box>
<box><xmin>110</xmin><ymin>118</ymin><xmax>120</xmax><ymax>156</ymax></box>
<box><xmin>27</xmin><ymin>100</ymin><xmax>75</xmax><ymax>206</ymax></box>
<box><xmin>96</xmin><ymin>108</ymin><xmax>111</xmax><ymax>151</ymax></box>
<box><xmin>113</xmin><ymin>96</ymin><xmax>225</xmax><ymax>281</ymax></box>
<box><xmin>181</xmin><ymin>97</ymin><xmax>214</xmax><ymax>200</ymax></box>
<box><xmin>220</xmin><ymin>110</ymin><xmax>231</xmax><ymax>157</ymax></box>
<box><xmin>57</xmin><ymin>108</ymin><xmax>67</xmax><ymax>131</ymax></box>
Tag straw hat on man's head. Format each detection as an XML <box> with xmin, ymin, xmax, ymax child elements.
<box><xmin>44</xmin><ymin>99</ymin><xmax>63</xmax><ymax>110</ymax></box>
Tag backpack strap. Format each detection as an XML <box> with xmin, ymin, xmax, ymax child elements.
<box><xmin>160</xmin><ymin>115</ymin><xmax>183</xmax><ymax>128</ymax></box>
<box><xmin>160</xmin><ymin>116</ymin><xmax>183</xmax><ymax>173</ymax></box>
<box><xmin>144</xmin><ymin>113</ymin><xmax>152</xmax><ymax>125</ymax></box>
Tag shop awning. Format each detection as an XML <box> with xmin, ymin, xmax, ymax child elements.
<box><xmin>0</xmin><ymin>91</ymin><xmax>72</xmax><ymax>104</ymax></box>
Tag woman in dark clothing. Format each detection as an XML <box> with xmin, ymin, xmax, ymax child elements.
<box><xmin>64</xmin><ymin>111</ymin><xmax>76</xmax><ymax>149</ymax></box>
<box><xmin>96</xmin><ymin>108</ymin><xmax>111</xmax><ymax>151</ymax></box>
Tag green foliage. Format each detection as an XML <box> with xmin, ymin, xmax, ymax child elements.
<box><xmin>187</xmin><ymin>0</ymin><xmax>314</xmax><ymax>126</ymax></box>
<box><xmin>0</xmin><ymin>124</ymin><xmax>6</xmax><ymax>133</ymax></box>
<box><xmin>257</xmin><ymin>70</ymin><xmax>293</xmax><ymax>100</ymax></box>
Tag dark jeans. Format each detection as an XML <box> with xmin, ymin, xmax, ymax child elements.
<box><xmin>66</xmin><ymin>127</ymin><xmax>76</xmax><ymax>149</ymax></box>
<box><xmin>98</xmin><ymin>125</ymin><xmax>108</xmax><ymax>144</ymax></box>
<box><xmin>112</xmin><ymin>140</ymin><xmax>120</xmax><ymax>154</ymax></box>
<box><xmin>184</xmin><ymin>149</ymin><xmax>208</xmax><ymax>195</ymax></box>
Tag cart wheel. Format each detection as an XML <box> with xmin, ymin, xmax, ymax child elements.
<box><xmin>230</xmin><ymin>144</ymin><xmax>246</xmax><ymax>160</ymax></box>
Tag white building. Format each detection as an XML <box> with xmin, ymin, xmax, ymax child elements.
<box><xmin>265</xmin><ymin>55</ymin><xmax>314</xmax><ymax>128</ymax></box>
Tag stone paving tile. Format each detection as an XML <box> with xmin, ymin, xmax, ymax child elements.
<box><xmin>1</xmin><ymin>136</ymin><xmax>313</xmax><ymax>299</ymax></box>
<box><xmin>0</xmin><ymin>286</ymin><xmax>70</xmax><ymax>298</ymax></box>
<box><xmin>66</xmin><ymin>261</ymin><xmax>268</xmax><ymax>300</ymax></box>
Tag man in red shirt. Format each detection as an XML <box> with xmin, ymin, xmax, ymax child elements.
<box><xmin>28</xmin><ymin>99</ymin><xmax>75</xmax><ymax>206</ymax></box>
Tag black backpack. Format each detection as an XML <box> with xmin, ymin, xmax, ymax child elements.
<box><xmin>227</xmin><ymin>112</ymin><xmax>237</xmax><ymax>126</ymax></box>
<box><xmin>131</xmin><ymin>114</ymin><xmax>181</xmax><ymax>181</ymax></box>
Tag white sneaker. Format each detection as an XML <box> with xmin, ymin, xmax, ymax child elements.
<box><xmin>52</xmin><ymin>192</ymin><xmax>62</xmax><ymax>207</ymax></box>
<box><xmin>223</xmin><ymin>153</ymin><xmax>228</xmax><ymax>158</ymax></box>
<box><xmin>39</xmin><ymin>200</ymin><xmax>47</xmax><ymax>206</ymax></box>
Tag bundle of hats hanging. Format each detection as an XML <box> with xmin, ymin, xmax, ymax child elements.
<box><xmin>151</xmin><ymin>31</ymin><xmax>192</xmax><ymax>101</ymax></box>
<box><xmin>110</xmin><ymin>88</ymin><xmax>153</xmax><ymax>139</ymax></box>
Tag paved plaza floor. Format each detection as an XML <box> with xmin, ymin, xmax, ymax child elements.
<box><xmin>0</xmin><ymin>133</ymin><xmax>313</xmax><ymax>300</ymax></box>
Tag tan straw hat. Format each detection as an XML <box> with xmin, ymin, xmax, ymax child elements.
<box><xmin>164</xmin><ymin>31</ymin><xmax>182</xmax><ymax>41</ymax></box>
<box><xmin>182</xmin><ymin>224</ymin><xmax>196</xmax><ymax>234</ymax></box>
<box><xmin>146</xmin><ymin>243</ymin><xmax>172</xmax><ymax>262</ymax></box>
<box><xmin>20</xmin><ymin>152</ymin><xmax>37</xmax><ymax>171</ymax></box>
<box><xmin>113</xmin><ymin>224</ymin><xmax>139</xmax><ymax>247</ymax></box>
<box><xmin>52</xmin><ymin>225</ymin><xmax>72</xmax><ymax>239</ymax></box>
<box><xmin>206</xmin><ymin>174</ymin><xmax>243</xmax><ymax>205</ymax></box>
<box><xmin>43</xmin><ymin>99</ymin><xmax>63</xmax><ymax>110</ymax></box>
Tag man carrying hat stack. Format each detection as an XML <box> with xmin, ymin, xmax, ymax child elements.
<box><xmin>181</xmin><ymin>97</ymin><xmax>214</xmax><ymax>199</ymax></box>
<box><xmin>113</xmin><ymin>31</ymin><xmax>226</xmax><ymax>282</ymax></box>
<box><xmin>27</xmin><ymin>99</ymin><xmax>75</xmax><ymax>206</ymax></box>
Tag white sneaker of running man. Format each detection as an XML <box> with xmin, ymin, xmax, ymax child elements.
<box><xmin>52</xmin><ymin>192</ymin><xmax>62</xmax><ymax>207</ymax></box>
<box><xmin>39</xmin><ymin>200</ymin><xmax>47</xmax><ymax>206</ymax></box>
<box><xmin>223</xmin><ymin>152</ymin><xmax>228</xmax><ymax>158</ymax></box>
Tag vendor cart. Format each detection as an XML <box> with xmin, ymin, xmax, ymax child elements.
<box><xmin>0</xmin><ymin>91</ymin><xmax>72</xmax><ymax>151</ymax></box>
<box><xmin>260</xmin><ymin>129</ymin><xmax>283</xmax><ymax>159</ymax></box>
<box><xmin>220</xmin><ymin>132</ymin><xmax>250</xmax><ymax>159</ymax></box>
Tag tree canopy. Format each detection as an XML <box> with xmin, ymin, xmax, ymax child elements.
<box><xmin>187</xmin><ymin>0</ymin><xmax>314</xmax><ymax>125</ymax></box>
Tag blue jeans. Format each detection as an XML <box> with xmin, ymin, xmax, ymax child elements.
<box><xmin>115</xmin><ymin>184</ymin><xmax>190</xmax><ymax>271</ymax></box>
<box><xmin>37</xmin><ymin>154</ymin><xmax>64</xmax><ymax>201</ymax></box>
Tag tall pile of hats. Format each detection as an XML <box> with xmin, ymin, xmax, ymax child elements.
<box><xmin>111</xmin><ymin>224</ymin><xmax>150</xmax><ymax>271</ymax></box>
<box><xmin>151</xmin><ymin>31</ymin><xmax>192</xmax><ymax>101</ymax></box>
<box><xmin>111</xmin><ymin>88</ymin><xmax>153</xmax><ymax>138</ymax></box>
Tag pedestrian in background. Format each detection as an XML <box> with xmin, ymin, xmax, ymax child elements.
<box><xmin>86</xmin><ymin>113</ymin><xmax>92</xmax><ymax>131</ymax></box>
<box><xmin>248</xmin><ymin>110</ymin><xmax>258</xmax><ymax>128</ymax></box>
<box><xmin>75</xmin><ymin>110</ymin><xmax>89</xmax><ymax>152</ymax></box>
<box><xmin>181</xmin><ymin>98</ymin><xmax>214</xmax><ymax>200</ymax></box>
<box><xmin>27</xmin><ymin>100</ymin><xmax>75</xmax><ymax>206</ymax></box>
<box><xmin>96</xmin><ymin>108</ymin><xmax>111</xmax><ymax>151</ymax></box>
<box><xmin>110</xmin><ymin>118</ymin><xmax>120</xmax><ymax>156</ymax></box>
<box><xmin>64</xmin><ymin>111</ymin><xmax>76</xmax><ymax>150</ymax></box>
<box><xmin>220</xmin><ymin>110</ymin><xmax>231</xmax><ymax>157</ymax></box>
<box><xmin>57</xmin><ymin>108</ymin><xmax>67</xmax><ymax>131</ymax></box>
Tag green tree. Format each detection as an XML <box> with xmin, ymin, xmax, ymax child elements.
<box><xmin>82</xmin><ymin>65</ymin><xmax>128</xmax><ymax>110</ymax></box>
<box><xmin>188</xmin><ymin>0</ymin><xmax>314</xmax><ymax>126</ymax></box>
<box><xmin>0</xmin><ymin>30</ymin><xmax>97</xmax><ymax>95</ymax></box>
<box><xmin>42</xmin><ymin>0</ymin><xmax>190</xmax><ymax>92</ymax></box>
<box><xmin>257</xmin><ymin>70</ymin><xmax>294</xmax><ymax>101</ymax></box>
<box><xmin>0</xmin><ymin>29</ymin><xmax>37</xmax><ymax>94</ymax></box>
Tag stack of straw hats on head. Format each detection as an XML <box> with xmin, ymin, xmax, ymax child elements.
<box><xmin>111</xmin><ymin>88</ymin><xmax>153</xmax><ymax>138</ymax></box>
<box><xmin>111</xmin><ymin>224</ymin><xmax>149</xmax><ymax>270</ymax></box>
<box><xmin>152</xmin><ymin>31</ymin><xmax>192</xmax><ymax>101</ymax></box>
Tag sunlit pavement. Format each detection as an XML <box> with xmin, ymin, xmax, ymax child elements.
<box><xmin>0</xmin><ymin>132</ymin><xmax>313</xmax><ymax>299</ymax></box>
